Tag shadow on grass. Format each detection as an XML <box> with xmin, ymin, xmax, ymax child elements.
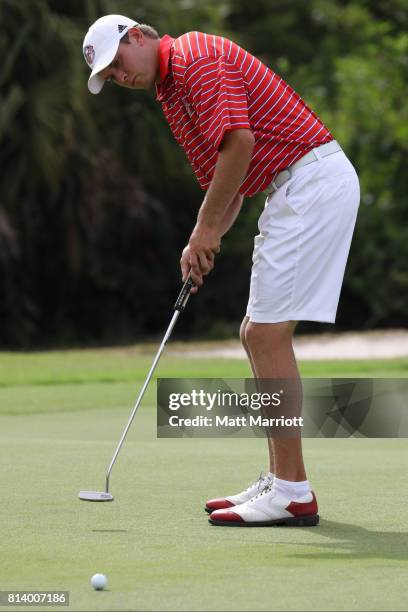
<box><xmin>291</xmin><ymin>519</ymin><xmax>408</xmax><ymax>562</ymax></box>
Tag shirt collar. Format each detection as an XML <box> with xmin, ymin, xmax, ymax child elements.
<box><xmin>156</xmin><ymin>34</ymin><xmax>174</xmax><ymax>90</ymax></box>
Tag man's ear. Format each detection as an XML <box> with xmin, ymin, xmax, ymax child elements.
<box><xmin>128</xmin><ymin>27</ymin><xmax>144</xmax><ymax>44</ymax></box>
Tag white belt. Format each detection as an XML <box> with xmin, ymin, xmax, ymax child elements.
<box><xmin>264</xmin><ymin>140</ymin><xmax>342</xmax><ymax>195</ymax></box>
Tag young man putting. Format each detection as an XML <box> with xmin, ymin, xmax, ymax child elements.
<box><xmin>83</xmin><ymin>15</ymin><xmax>360</xmax><ymax>527</ymax></box>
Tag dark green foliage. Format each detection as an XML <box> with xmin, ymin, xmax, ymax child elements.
<box><xmin>0</xmin><ymin>0</ymin><xmax>407</xmax><ymax>347</ymax></box>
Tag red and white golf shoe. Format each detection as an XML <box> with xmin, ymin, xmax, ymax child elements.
<box><xmin>205</xmin><ymin>472</ymin><xmax>274</xmax><ymax>513</ymax></box>
<box><xmin>208</xmin><ymin>485</ymin><xmax>319</xmax><ymax>527</ymax></box>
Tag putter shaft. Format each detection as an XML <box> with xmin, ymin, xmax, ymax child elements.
<box><xmin>104</xmin><ymin>277</ymin><xmax>194</xmax><ymax>493</ymax></box>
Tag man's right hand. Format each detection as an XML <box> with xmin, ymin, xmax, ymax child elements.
<box><xmin>180</xmin><ymin>244</ymin><xmax>215</xmax><ymax>292</ymax></box>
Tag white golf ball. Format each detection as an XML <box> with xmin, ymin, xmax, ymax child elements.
<box><xmin>91</xmin><ymin>573</ymin><xmax>107</xmax><ymax>590</ymax></box>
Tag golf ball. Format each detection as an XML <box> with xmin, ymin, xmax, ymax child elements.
<box><xmin>91</xmin><ymin>573</ymin><xmax>107</xmax><ymax>590</ymax></box>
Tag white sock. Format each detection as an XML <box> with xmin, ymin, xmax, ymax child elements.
<box><xmin>273</xmin><ymin>477</ymin><xmax>310</xmax><ymax>498</ymax></box>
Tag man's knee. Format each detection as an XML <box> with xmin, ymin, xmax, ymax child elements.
<box><xmin>244</xmin><ymin>320</ymin><xmax>297</xmax><ymax>352</ymax></box>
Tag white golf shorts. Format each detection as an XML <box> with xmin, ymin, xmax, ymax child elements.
<box><xmin>246</xmin><ymin>149</ymin><xmax>360</xmax><ymax>324</ymax></box>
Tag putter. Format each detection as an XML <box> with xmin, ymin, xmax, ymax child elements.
<box><xmin>79</xmin><ymin>276</ymin><xmax>195</xmax><ymax>502</ymax></box>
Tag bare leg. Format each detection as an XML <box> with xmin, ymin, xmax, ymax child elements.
<box><xmin>244</xmin><ymin>320</ymin><xmax>306</xmax><ymax>482</ymax></box>
<box><xmin>240</xmin><ymin>316</ymin><xmax>275</xmax><ymax>474</ymax></box>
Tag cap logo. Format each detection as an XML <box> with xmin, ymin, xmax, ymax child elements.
<box><xmin>118</xmin><ymin>24</ymin><xmax>127</xmax><ymax>33</ymax></box>
<box><xmin>84</xmin><ymin>45</ymin><xmax>95</xmax><ymax>67</ymax></box>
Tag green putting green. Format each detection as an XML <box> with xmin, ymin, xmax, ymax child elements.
<box><xmin>1</xmin><ymin>348</ymin><xmax>407</xmax><ymax>611</ymax></box>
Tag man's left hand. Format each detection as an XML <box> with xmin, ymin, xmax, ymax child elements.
<box><xmin>183</xmin><ymin>224</ymin><xmax>221</xmax><ymax>288</ymax></box>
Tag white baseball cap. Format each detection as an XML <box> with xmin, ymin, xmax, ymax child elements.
<box><xmin>83</xmin><ymin>14</ymin><xmax>139</xmax><ymax>94</ymax></box>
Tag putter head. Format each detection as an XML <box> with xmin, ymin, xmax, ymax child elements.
<box><xmin>78</xmin><ymin>490</ymin><xmax>114</xmax><ymax>502</ymax></box>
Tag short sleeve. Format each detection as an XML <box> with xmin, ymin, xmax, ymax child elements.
<box><xmin>184</xmin><ymin>56</ymin><xmax>251</xmax><ymax>150</ymax></box>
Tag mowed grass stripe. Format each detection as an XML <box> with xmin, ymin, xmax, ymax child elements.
<box><xmin>0</xmin><ymin>347</ymin><xmax>407</xmax><ymax>388</ymax></box>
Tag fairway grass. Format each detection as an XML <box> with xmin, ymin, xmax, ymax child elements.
<box><xmin>1</xmin><ymin>347</ymin><xmax>407</xmax><ymax>611</ymax></box>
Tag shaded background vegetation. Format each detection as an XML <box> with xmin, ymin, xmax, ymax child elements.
<box><xmin>1</xmin><ymin>0</ymin><xmax>407</xmax><ymax>348</ymax></box>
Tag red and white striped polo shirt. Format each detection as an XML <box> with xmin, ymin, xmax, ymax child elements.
<box><xmin>156</xmin><ymin>32</ymin><xmax>333</xmax><ymax>197</ymax></box>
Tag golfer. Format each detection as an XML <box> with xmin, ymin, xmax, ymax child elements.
<box><xmin>83</xmin><ymin>15</ymin><xmax>360</xmax><ymax>527</ymax></box>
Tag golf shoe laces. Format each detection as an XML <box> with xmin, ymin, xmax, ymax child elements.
<box><xmin>245</xmin><ymin>471</ymin><xmax>273</xmax><ymax>494</ymax></box>
<box><xmin>252</xmin><ymin>482</ymin><xmax>275</xmax><ymax>501</ymax></box>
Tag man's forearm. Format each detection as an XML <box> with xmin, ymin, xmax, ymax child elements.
<box><xmin>183</xmin><ymin>129</ymin><xmax>254</xmax><ymax>288</ymax></box>
<box><xmin>196</xmin><ymin>129</ymin><xmax>254</xmax><ymax>230</ymax></box>
<box><xmin>219</xmin><ymin>193</ymin><xmax>244</xmax><ymax>236</ymax></box>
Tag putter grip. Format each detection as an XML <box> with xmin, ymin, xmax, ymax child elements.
<box><xmin>174</xmin><ymin>277</ymin><xmax>195</xmax><ymax>311</ymax></box>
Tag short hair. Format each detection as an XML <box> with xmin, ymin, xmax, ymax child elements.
<box><xmin>120</xmin><ymin>24</ymin><xmax>159</xmax><ymax>43</ymax></box>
